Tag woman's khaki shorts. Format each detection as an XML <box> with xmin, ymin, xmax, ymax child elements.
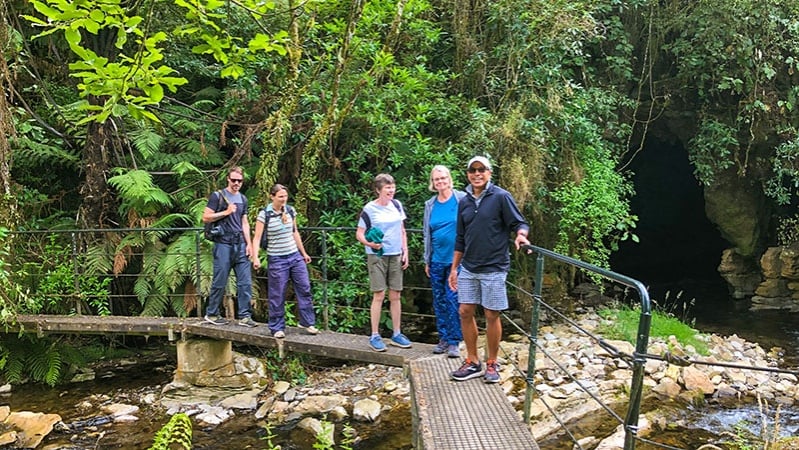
<box><xmin>367</xmin><ymin>254</ymin><xmax>404</xmax><ymax>292</ymax></box>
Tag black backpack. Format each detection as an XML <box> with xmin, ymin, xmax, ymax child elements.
<box><xmin>203</xmin><ymin>190</ymin><xmax>228</xmax><ymax>241</ymax></box>
<box><xmin>260</xmin><ymin>205</ymin><xmax>296</xmax><ymax>249</ymax></box>
<box><xmin>360</xmin><ymin>199</ymin><xmax>403</xmax><ymax>230</ymax></box>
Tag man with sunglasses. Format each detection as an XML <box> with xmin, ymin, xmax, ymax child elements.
<box><xmin>202</xmin><ymin>166</ymin><xmax>257</xmax><ymax>327</ymax></box>
<box><xmin>448</xmin><ymin>156</ymin><xmax>530</xmax><ymax>383</ymax></box>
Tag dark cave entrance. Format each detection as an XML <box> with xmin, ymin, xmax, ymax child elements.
<box><xmin>609</xmin><ymin>136</ymin><xmax>730</xmax><ymax>304</ymax></box>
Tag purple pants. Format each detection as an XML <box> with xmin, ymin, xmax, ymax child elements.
<box><xmin>267</xmin><ymin>251</ymin><xmax>316</xmax><ymax>333</ymax></box>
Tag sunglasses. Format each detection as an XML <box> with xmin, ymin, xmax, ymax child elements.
<box><xmin>229</xmin><ymin>178</ymin><xmax>243</xmax><ymax>184</ymax></box>
<box><xmin>467</xmin><ymin>167</ymin><xmax>488</xmax><ymax>174</ymax></box>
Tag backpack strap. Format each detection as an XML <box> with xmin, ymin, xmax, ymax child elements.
<box><xmin>260</xmin><ymin>205</ymin><xmax>298</xmax><ymax>249</ymax></box>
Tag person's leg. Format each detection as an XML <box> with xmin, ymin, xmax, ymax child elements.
<box><xmin>459</xmin><ymin>303</ymin><xmax>479</xmax><ymax>361</ymax></box>
<box><xmin>388</xmin><ymin>289</ymin><xmax>402</xmax><ymax>333</ymax></box>
<box><xmin>480</xmin><ymin>271</ymin><xmax>509</xmax><ymax>361</ymax></box>
<box><xmin>366</xmin><ymin>254</ymin><xmax>389</xmax><ymax>335</ymax></box>
<box><xmin>370</xmin><ymin>290</ymin><xmax>386</xmax><ymax>334</ymax></box>
<box><xmin>267</xmin><ymin>255</ymin><xmax>291</xmax><ymax>333</ymax></box>
<box><xmin>207</xmin><ymin>243</ymin><xmax>232</xmax><ymax>317</ymax></box>
<box><xmin>484</xmin><ymin>308</ymin><xmax>502</xmax><ymax>361</ymax></box>
<box><xmin>233</xmin><ymin>242</ymin><xmax>253</xmax><ymax>319</ymax></box>
<box><xmin>429</xmin><ymin>262</ymin><xmax>448</xmax><ymax>344</ymax></box>
<box><xmin>290</xmin><ymin>252</ymin><xmax>316</xmax><ymax>327</ymax></box>
<box><xmin>440</xmin><ymin>264</ymin><xmax>462</xmax><ymax>345</ymax></box>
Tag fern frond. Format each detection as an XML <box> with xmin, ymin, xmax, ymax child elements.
<box><xmin>141</xmin><ymin>293</ymin><xmax>170</xmax><ymax>316</ymax></box>
<box><xmin>134</xmin><ymin>277</ymin><xmax>153</xmax><ymax>303</ymax></box>
<box><xmin>15</xmin><ymin>141</ymin><xmax>81</xmax><ymax>171</ymax></box>
<box><xmin>148</xmin><ymin>213</ymin><xmax>194</xmax><ymax>230</ymax></box>
<box><xmin>108</xmin><ymin>169</ymin><xmax>173</xmax><ymax>217</ymax></box>
<box><xmin>83</xmin><ymin>242</ymin><xmax>115</xmax><ymax>276</ymax></box>
<box><xmin>172</xmin><ymin>161</ymin><xmax>204</xmax><ymax>177</ymax></box>
<box><xmin>129</xmin><ymin>126</ymin><xmax>163</xmax><ymax>160</ymax></box>
<box><xmin>28</xmin><ymin>343</ymin><xmax>62</xmax><ymax>386</ymax></box>
<box><xmin>148</xmin><ymin>413</ymin><xmax>193</xmax><ymax>450</ymax></box>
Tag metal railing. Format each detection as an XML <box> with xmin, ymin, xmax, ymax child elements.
<box><xmin>514</xmin><ymin>244</ymin><xmax>651</xmax><ymax>450</ymax></box>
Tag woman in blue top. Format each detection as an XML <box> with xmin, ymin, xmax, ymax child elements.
<box><xmin>252</xmin><ymin>184</ymin><xmax>318</xmax><ymax>339</ymax></box>
<box><xmin>423</xmin><ymin>165</ymin><xmax>465</xmax><ymax>358</ymax></box>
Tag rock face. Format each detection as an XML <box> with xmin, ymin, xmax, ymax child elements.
<box><xmin>703</xmin><ymin>168</ymin><xmax>768</xmax><ymax>258</ymax></box>
<box><xmin>718</xmin><ymin>243</ymin><xmax>799</xmax><ymax>310</ymax></box>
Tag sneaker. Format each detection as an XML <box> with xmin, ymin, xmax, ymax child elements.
<box><xmin>447</xmin><ymin>344</ymin><xmax>460</xmax><ymax>359</ymax></box>
<box><xmin>451</xmin><ymin>359</ymin><xmax>483</xmax><ymax>381</ymax></box>
<box><xmin>273</xmin><ymin>330</ymin><xmax>285</xmax><ymax>339</ymax></box>
<box><xmin>390</xmin><ymin>333</ymin><xmax>412</xmax><ymax>348</ymax></box>
<box><xmin>238</xmin><ymin>317</ymin><xmax>258</xmax><ymax>327</ymax></box>
<box><xmin>432</xmin><ymin>340</ymin><xmax>448</xmax><ymax>354</ymax></box>
<box><xmin>204</xmin><ymin>315</ymin><xmax>228</xmax><ymax>325</ymax></box>
<box><xmin>484</xmin><ymin>360</ymin><xmax>500</xmax><ymax>384</ymax></box>
<box><xmin>369</xmin><ymin>335</ymin><xmax>386</xmax><ymax>352</ymax></box>
<box><xmin>301</xmin><ymin>325</ymin><xmax>320</xmax><ymax>335</ymax></box>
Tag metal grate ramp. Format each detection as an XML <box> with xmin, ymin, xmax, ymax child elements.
<box><xmin>409</xmin><ymin>356</ymin><xmax>539</xmax><ymax>450</ymax></box>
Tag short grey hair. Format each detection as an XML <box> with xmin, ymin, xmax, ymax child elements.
<box><xmin>374</xmin><ymin>173</ymin><xmax>395</xmax><ymax>192</ymax></box>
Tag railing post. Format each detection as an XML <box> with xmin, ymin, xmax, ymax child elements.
<box><xmin>71</xmin><ymin>231</ymin><xmax>81</xmax><ymax>315</ymax></box>
<box><xmin>523</xmin><ymin>252</ymin><xmax>544</xmax><ymax>423</ymax></box>
<box><xmin>320</xmin><ymin>229</ymin><xmax>329</xmax><ymax>330</ymax></box>
<box><xmin>623</xmin><ymin>298</ymin><xmax>651</xmax><ymax>450</ymax></box>
<box><xmin>195</xmin><ymin>229</ymin><xmax>203</xmax><ymax>318</ymax></box>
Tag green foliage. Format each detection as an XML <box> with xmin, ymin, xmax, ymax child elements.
<box><xmin>765</xmin><ymin>137</ymin><xmax>799</xmax><ymax>206</ymax></box>
<box><xmin>148</xmin><ymin>412</ymin><xmax>193</xmax><ymax>450</ymax></box>
<box><xmin>260</xmin><ymin>421</ymin><xmax>280</xmax><ymax>450</ymax></box>
<box><xmin>661</xmin><ymin>0</ymin><xmax>799</xmax><ymax>188</ymax></box>
<box><xmin>0</xmin><ymin>335</ymin><xmax>62</xmax><ymax>386</ymax></box>
<box><xmin>264</xmin><ymin>352</ymin><xmax>308</xmax><ymax>385</ymax></box>
<box><xmin>597</xmin><ymin>305</ymin><xmax>708</xmax><ymax>356</ymax></box>
<box><xmin>312</xmin><ymin>418</ymin><xmax>336</xmax><ymax>450</ymax></box>
<box><xmin>108</xmin><ymin>169</ymin><xmax>174</xmax><ymax>219</ymax></box>
<box><xmin>22</xmin><ymin>234</ymin><xmax>112</xmax><ymax>316</ymax></box>
<box><xmin>687</xmin><ymin>119</ymin><xmax>738</xmax><ymax>186</ymax></box>
<box><xmin>23</xmin><ymin>0</ymin><xmax>188</xmax><ymax>124</ymax></box>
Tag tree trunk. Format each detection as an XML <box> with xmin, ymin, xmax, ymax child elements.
<box><xmin>77</xmin><ymin>119</ymin><xmax>116</xmax><ymax>229</ymax></box>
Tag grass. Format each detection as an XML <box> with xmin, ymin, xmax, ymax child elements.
<box><xmin>597</xmin><ymin>305</ymin><xmax>709</xmax><ymax>355</ymax></box>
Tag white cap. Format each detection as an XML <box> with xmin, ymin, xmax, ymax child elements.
<box><xmin>467</xmin><ymin>156</ymin><xmax>492</xmax><ymax>170</ymax></box>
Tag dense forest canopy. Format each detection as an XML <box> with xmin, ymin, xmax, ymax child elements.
<box><xmin>0</xmin><ymin>0</ymin><xmax>798</xmax><ymax>320</ymax></box>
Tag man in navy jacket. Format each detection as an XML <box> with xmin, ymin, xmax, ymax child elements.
<box><xmin>448</xmin><ymin>156</ymin><xmax>530</xmax><ymax>383</ymax></box>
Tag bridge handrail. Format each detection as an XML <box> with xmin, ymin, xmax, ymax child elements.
<box><xmin>522</xmin><ymin>244</ymin><xmax>651</xmax><ymax>450</ymax></box>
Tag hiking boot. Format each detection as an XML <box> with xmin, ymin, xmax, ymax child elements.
<box><xmin>390</xmin><ymin>333</ymin><xmax>412</xmax><ymax>348</ymax></box>
<box><xmin>432</xmin><ymin>340</ymin><xmax>448</xmax><ymax>354</ymax></box>
<box><xmin>273</xmin><ymin>330</ymin><xmax>285</xmax><ymax>339</ymax></box>
<box><xmin>369</xmin><ymin>335</ymin><xmax>386</xmax><ymax>352</ymax></box>
<box><xmin>301</xmin><ymin>325</ymin><xmax>320</xmax><ymax>335</ymax></box>
<box><xmin>451</xmin><ymin>359</ymin><xmax>482</xmax><ymax>381</ymax></box>
<box><xmin>446</xmin><ymin>344</ymin><xmax>460</xmax><ymax>359</ymax></box>
<box><xmin>484</xmin><ymin>360</ymin><xmax>500</xmax><ymax>384</ymax></box>
<box><xmin>204</xmin><ymin>315</ymin><xmax>228</xmax><ymax>325</ymax></box>
<box><xmin>238</xmin><ymin>317</ymin><xmax>258</xmax><ymax>328</ymax></box>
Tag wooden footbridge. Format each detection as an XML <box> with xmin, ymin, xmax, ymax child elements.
<box><xmin>6</xmin><ymin>314</ymin><xmax>539</xmax><ymax>450</ymax></box>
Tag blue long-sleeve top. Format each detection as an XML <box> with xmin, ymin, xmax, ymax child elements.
<box><xmin>423</xmin><ymin>190</ymin><xmax>466</xmax><ymax>266</ymax></box>
<box><xmin>455</xmin><ymin>182</ymin><xmax>530</xmax><ymax>273</ymax></box>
